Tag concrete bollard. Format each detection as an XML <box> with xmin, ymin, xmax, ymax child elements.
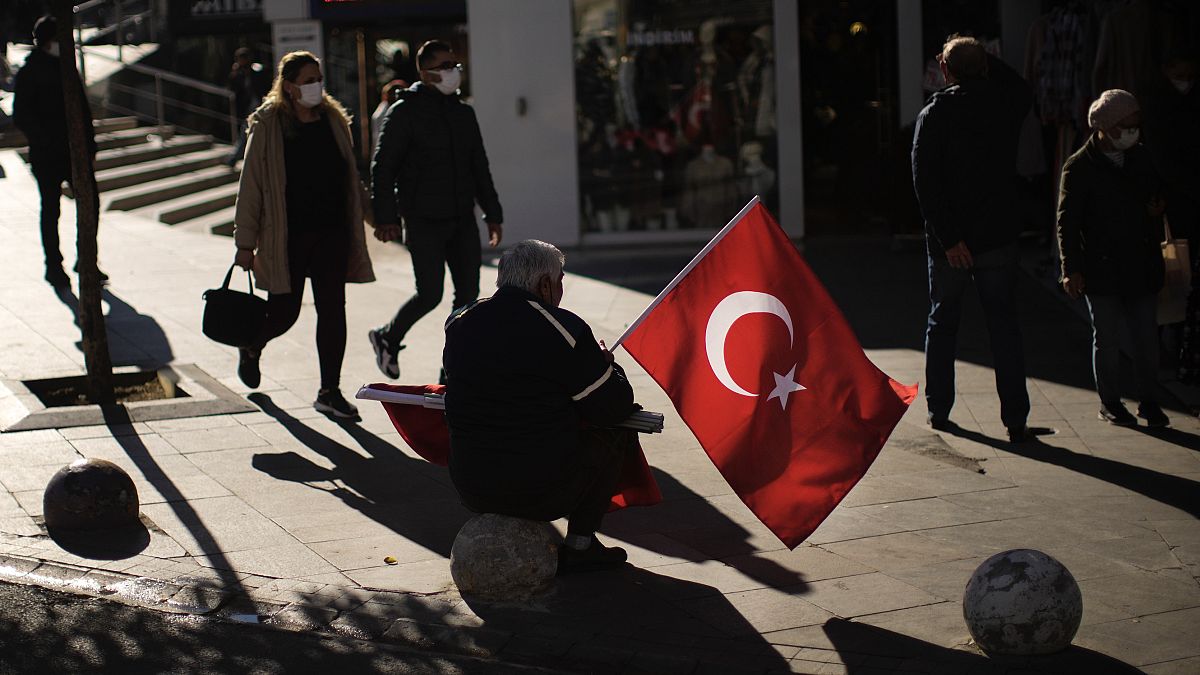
<box><xmin>450</xmin><ymin>514</ymin><xmax>560</xmax><ymax>599</ymax></box>
<box><xmin>43</xmin><ymin>458</ymin><xmax>140</xmax><ymax>532</ymax></box>
<box><xmin>963</xmin><ymin>548</ymin><xmax>1082</xmax><ymax>656</ymax></box>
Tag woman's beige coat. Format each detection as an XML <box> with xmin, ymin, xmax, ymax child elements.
<box><xmin>233</xmin><ymin>101</ymin><xmax>375</xmax><ymax>294</ymax></box>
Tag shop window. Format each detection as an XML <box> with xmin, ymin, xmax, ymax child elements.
<box><xmin>572</xmin><ymin>0</ymin><xmax>777</xmax><ymax>235</ymax></box>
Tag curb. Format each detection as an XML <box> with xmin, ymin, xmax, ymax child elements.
<box><xmin>0</xmin><ymin>550</ymin><xmax>685</xmax><ymax>674</ymax></box>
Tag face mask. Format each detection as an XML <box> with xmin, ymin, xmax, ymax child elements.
<box><xmin>296</xmin><ymin>82</ymin><xmax>323</xmax><ymax>108</ymax></box>
<box><xmin>1111</xmin><ymin>127</ymin><xmax>1140</xmax><ymax>151</ymax></box>
<box><xmin>46</xmin><ymin>42</ymin><xmax>60</xmax><ymax>57</ymax></box>
<box><xmin>432</xmin><ymin>68</ymin><xmax>461</xmax><ymax>95</ymax></box>
<box><xmin>1170</xmin><ymin>78</ymin><xmax>1195</xmax><ymax>95</ymax></box>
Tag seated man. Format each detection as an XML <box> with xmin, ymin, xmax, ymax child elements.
<box><xmin>443</xmin><ymin>239</ymin><xmax>638</xmax><ymax>573</ymax></box>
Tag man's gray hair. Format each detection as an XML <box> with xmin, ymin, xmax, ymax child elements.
<box><xmin>496</xmin><ymin>240</ymin><xmax>565</xmax><ymax>292</ymax></box>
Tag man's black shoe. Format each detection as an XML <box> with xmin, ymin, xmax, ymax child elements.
<box><xmin>1007</xmin><ymin>425</ymin><xmax>1030</xmax><ymax>443</ymax></box>
<box><xmin>1099</xmin><ymin>403</ymin><xmax>1137</xmax><ymax>427</ymax></box>
<box><xmin>928</xmin><ymin>417</ymin><xmax>953</xmax><ymax>432</ymax></box>
<box><xmin>1137</xmin><ymin>403</ymin><xmax>1169</xmax><ymax>428</ymax></box>
<box><xmin>237</xmin><ymin>347</ymin><xmax>261</xmax><ymax>389</ymax></box>
<box><xmin>557</xmin><ymin>541</ymin><xmax>627</xmax><ymax>575</ymax></box>
<box><xmin>314</xmin><ymin>388</ymin><xmax>359</xmax><ymax>420</ymax></box>
<box><xmin>72</xmin><ymin>263</ymin><xmax>109</xmax><ymax>284</ymax></box>
<box><xmin>44</xmin><ymin>266</ymin><xmax>70</xmax><ymax>288</ymax></box>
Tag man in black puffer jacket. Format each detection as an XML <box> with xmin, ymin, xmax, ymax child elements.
<box><xmin>13</xmin><ymin>15</ymin><xmax>97</xmax><ymax>288</ymax></box>
<box><xmin>368</xmin><ymin>40</ymin><xmax>504</xmax><ymax>381</ymax></box>
<box><xmin>443</xmin><ymin>240</ymin><xmax>639</xmax><ymax>574</ymax></box>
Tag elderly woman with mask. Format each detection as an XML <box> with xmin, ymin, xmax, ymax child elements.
<box><xmin>1057</xmin><ymin>89</ymin><xmax>1168</xmax><ymax>428</ymax></box>
<box><xmin>232</xmin><ymin>50</ymin><xmax>377</xmax><ymax>419</ymax></box>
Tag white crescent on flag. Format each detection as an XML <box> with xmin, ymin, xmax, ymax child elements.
<box><xmin>704</xmin><ymin>291</ymin><xmax>807</xmax><ymax>409</ymax></box>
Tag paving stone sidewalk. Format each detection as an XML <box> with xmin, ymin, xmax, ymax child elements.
<box><xmin>0</xmin><ymin>148</ymin><xmax>1197</xmax><ymax>673</ymax></box>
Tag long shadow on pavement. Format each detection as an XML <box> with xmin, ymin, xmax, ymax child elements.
<box><xmin>940</xmin><ymin>425</ymin><xmax>1200</xmax><ymax>518</ymax></box>
<box><xmin>463</xmin><ymin>564</ymin><xmax>795</xmax><ymax>672</ymax></box>
<box><xmin>821</xmin><ymin>617</ymin><xmax>1140</xmax><ymax>673</ymax></box>
<box><xmin>51</xmin><ymin>286</ymin><xmax>174</xmax><ymax>368</ymax></box>
<box><xmin>248</xmin><ymin>392</ymin><xmax>471</xmax><ymax>558</ymax></box>
<box><xmin>603</xmin><ymin>467</ymin><xmax>810</xmax><ymax>590</ymax></box>
<box><xmin>100</xmin><ymin>407</ymin><xmax>243</xmax><ymax>590</ymax></box>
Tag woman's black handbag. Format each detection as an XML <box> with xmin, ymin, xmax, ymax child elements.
<box><xmin>202</xmin><ymin>264</ymin><xmax>266</xmax><ymax>347</ymax></box>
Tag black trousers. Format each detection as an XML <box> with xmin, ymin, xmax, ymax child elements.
<box><xmin>255</xmin><ymin>227</ymin><xmax>349</xmax><ymax>390</ymax></box>
<box><xmin>456</xmin><ymin>428</ymin><xmax>638</xmax><ymax>537</ymax></box>
<box><xmin>32</xmin><ymin>160</ymin><xmax>70</xmax><ymax>268</ymax></box>
<box><xmin>382</xmin><ymin>215</ymin><xmax>481</xmax><ymax>347</ymax></box>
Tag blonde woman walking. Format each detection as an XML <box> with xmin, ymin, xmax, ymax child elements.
<box><xmin>232</xmin><ymin>50</ymin><xmax>377</xmax><ymax>419</ymax></box>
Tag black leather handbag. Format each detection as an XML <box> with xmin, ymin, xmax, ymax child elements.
<box><xmin>202</xmin><ymin>264</ymin><xmax>266</xmax><ymax>347</ymax></box>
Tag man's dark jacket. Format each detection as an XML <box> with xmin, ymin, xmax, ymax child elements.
<box><xmin>370</xmin><ymin>82</ymin><xmax>503</xmax><ymax>225</ymax></box>
<box><xmin>1057</xmin><ymin>136</ymin><xmax>1165</xmax><ymax>297</ymax></box>
<box><xmin>912</xmin><ymin>54</ymin><xmax>1033</xmax><ymax>254</ymax></box>
<box><xmin>12</xmin><ymin>48</ymin><xmax>96</xmax><ymax>166</ymax></box>
<box><xmin>443</xmin><ymin>286</ymin><xmax>636</xmax><ymax>499</ymax></box>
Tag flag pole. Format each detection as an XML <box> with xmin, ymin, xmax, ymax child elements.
<box><xmin>610</xmin><ymin>196</ymin><xmax>760</xmax><ymax>349</ymax></box>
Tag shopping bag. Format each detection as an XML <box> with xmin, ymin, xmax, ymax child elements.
<box><xmin>1157</xmin><ymin>217</ymin><xmax>1191</xmax><ymax>325</ymax></box>
<box><xmin>202</xmin><ymin>264</ymin><xmax>266</xmax><ymax>347</ymax></box>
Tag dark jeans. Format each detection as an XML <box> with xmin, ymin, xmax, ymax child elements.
<box><xmin>456</xmin><ymin>428</ymin><xmax>637</xmax><ymax>537</ymax></box>
<box><xmin>255</xmin><ymin>227</ymin><xmax>349</xmax><ymax>390</ymax></box>
<box><xmin>925</xmin><ymin>242</ymin><xmax>1030</xmax><ymax>429</ymax></box>
<box><xmin>32</xmin><ymin>160</ymin><xmax>70</xmax><ymax>268</ymax></box>
<box><xmin>1085</xmin><ymin>293</ymin><xmax>1158</xmax><ymax>408</ymax></box>
<box><xmin>382</xmin><ymin>215</ymin><xmax>481</xmax><ymax>347</ymax></box>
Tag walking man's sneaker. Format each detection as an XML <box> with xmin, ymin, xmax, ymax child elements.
<box><xmin>315</xmin><ymin>388</ymin><xmax>359</xmax><ymax>420</ymax></box>
<box><xmin>237</xmin><ymin>347</ymin><xmax>261</xmax><ymax>389</ymax></box>
<box><xmin>368</xmin><ymin>328</ymin><xmax>401</xmax><ymax>379</ymax></box>
<box><xmin>1137</xmin><ymin>403</ymin><xmax>1169</xmax><ymax>428</ymax></box>
<box><xmin>1099</xmin><ymin>403</ymin><xmax>1137</xmax><ymax>426</ymax></box>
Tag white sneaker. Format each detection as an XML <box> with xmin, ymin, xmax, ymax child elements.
<box><xmin>367</xmin><ymin>328</ymin><xmax>401</xmax><ymax>379</ymax></box>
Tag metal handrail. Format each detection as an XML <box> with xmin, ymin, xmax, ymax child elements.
<box><xmin>80</xmin><ymin>46</ymin><xmax>238</xmax><ymax>142</ymax></box>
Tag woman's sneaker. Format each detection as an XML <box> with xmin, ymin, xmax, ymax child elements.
<box><xmin>367</xmin><ymin>328</ymin><xmax>401</xmax><ymax>379</ymax></box>
<box><xmin>237</xmin><ymin>347</ymin><xmax>261</xmax><ymax>389</ymax></box>
<box><xmin>314</xmin><ymin>388</ymin><xmax>359</xmax><ymax>420</ymax></box>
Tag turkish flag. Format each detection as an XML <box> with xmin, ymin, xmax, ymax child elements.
<box><xmin>370</xmin><ymin>384</ymin><xmax>662</xmax><ymax>511</ymax></box>
<box><xmin>619</xmin><ymin>201</ymin><xmax>916</xmax><ymax>548</ymax></box>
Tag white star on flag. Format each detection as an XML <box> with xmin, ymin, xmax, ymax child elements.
<box><xmin>767</xmin><ymin>364</ymin><xmax>806</xmax><ymax>410</ymax></box>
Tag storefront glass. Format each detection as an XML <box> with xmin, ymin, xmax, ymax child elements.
<box><xmin>572</xmin><ymin>0</ymin><xmax>777</xmax><ymax>235</ymax></box>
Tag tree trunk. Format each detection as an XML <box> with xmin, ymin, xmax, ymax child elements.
<box><xmin>52</xmin><ymin>1</ymin><xmax>113</xmax><ymax>404</ymax></box>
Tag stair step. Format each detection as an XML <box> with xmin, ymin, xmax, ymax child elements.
<box><xmin>92</xmin><ymin>147</ymin><xmax>229</xmax><ymax>192</ymax></box>
<box><xmin>93</xmin><ymin>135</ymin><xmax>212</xmax><ymax>171</ymax></box>
<box><xmin>8</xmin><ymin>119</ymin><xmax>155</xmax><ymax>156</ymax></box>
<box><xmin>92</xmin><ymin>117</ymin><xmax>139</xmax><ymax>133</ymax></box>
<box><xmin>139</xmin><ymin>183</ymin><xmax>240</xmax><ymax>225</ymax></box>
<box><xmin>105</xmin><ymin>165</ymin><xmax>239</xmax><ymax>211</ymax></box>
<box><xmin>178</xmin><ymin>205</ymin><xmax>237</xmax><ymax>237</ymax></box>
<box><xmin>94</xmin><ymin>126</ymin><xmax>175</xmax><ymax>152</ymax></box>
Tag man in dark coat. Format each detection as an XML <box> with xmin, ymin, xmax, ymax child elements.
<box><xmin>1058</xmin><ymin>89</ymin><xmax>1168</xmax><ymax>427</ymax></box>
<box><xmin>13</xmin><ymin>15</ymin><xmax>97</xmax><ymax>288</ymax></box>
<box><xmin>443</xmin><ymin>240</ymin><xmax>638</xmax><ymax>574</ymax></box>
<box><xmin>368</xmin><ymin>40</ymin><xmax>504</xmax><ymax>380</ymax></box>
<box><xmin>911</xmin><ymin>36</ymin><xmax>1032</xmax><ymax>442</ymax></box>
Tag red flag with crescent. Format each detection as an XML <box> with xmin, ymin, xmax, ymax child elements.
<box><xmin>617</xmin><ymin>200</ymin><xmax>916</xmax><ymax>548</ymax></box>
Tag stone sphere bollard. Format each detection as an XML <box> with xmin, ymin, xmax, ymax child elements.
<box><xmin>43</xmin><ymin>458</ymin><xmax>140</xmax><ymax>531</ymax></box>
<box><xmin>450</xmin><ymin>514</ymin><xmax>560</xmax><ymax>598</ymax></box>
<box><xmin>963</xmin><ymin>549</ymin><xmax>1082</xmax><ymax>656</ymax></box>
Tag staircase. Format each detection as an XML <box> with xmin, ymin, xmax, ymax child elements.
<box><xmin>17</xmin><ymin>117</ymin><xmax>242</xmax><ymax>238</ymax></box>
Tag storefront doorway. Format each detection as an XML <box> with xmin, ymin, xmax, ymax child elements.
<box><xmin>799</xmin><ymin>0</ymin><xmax>901</xmax><ymax>237</ymax></box>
